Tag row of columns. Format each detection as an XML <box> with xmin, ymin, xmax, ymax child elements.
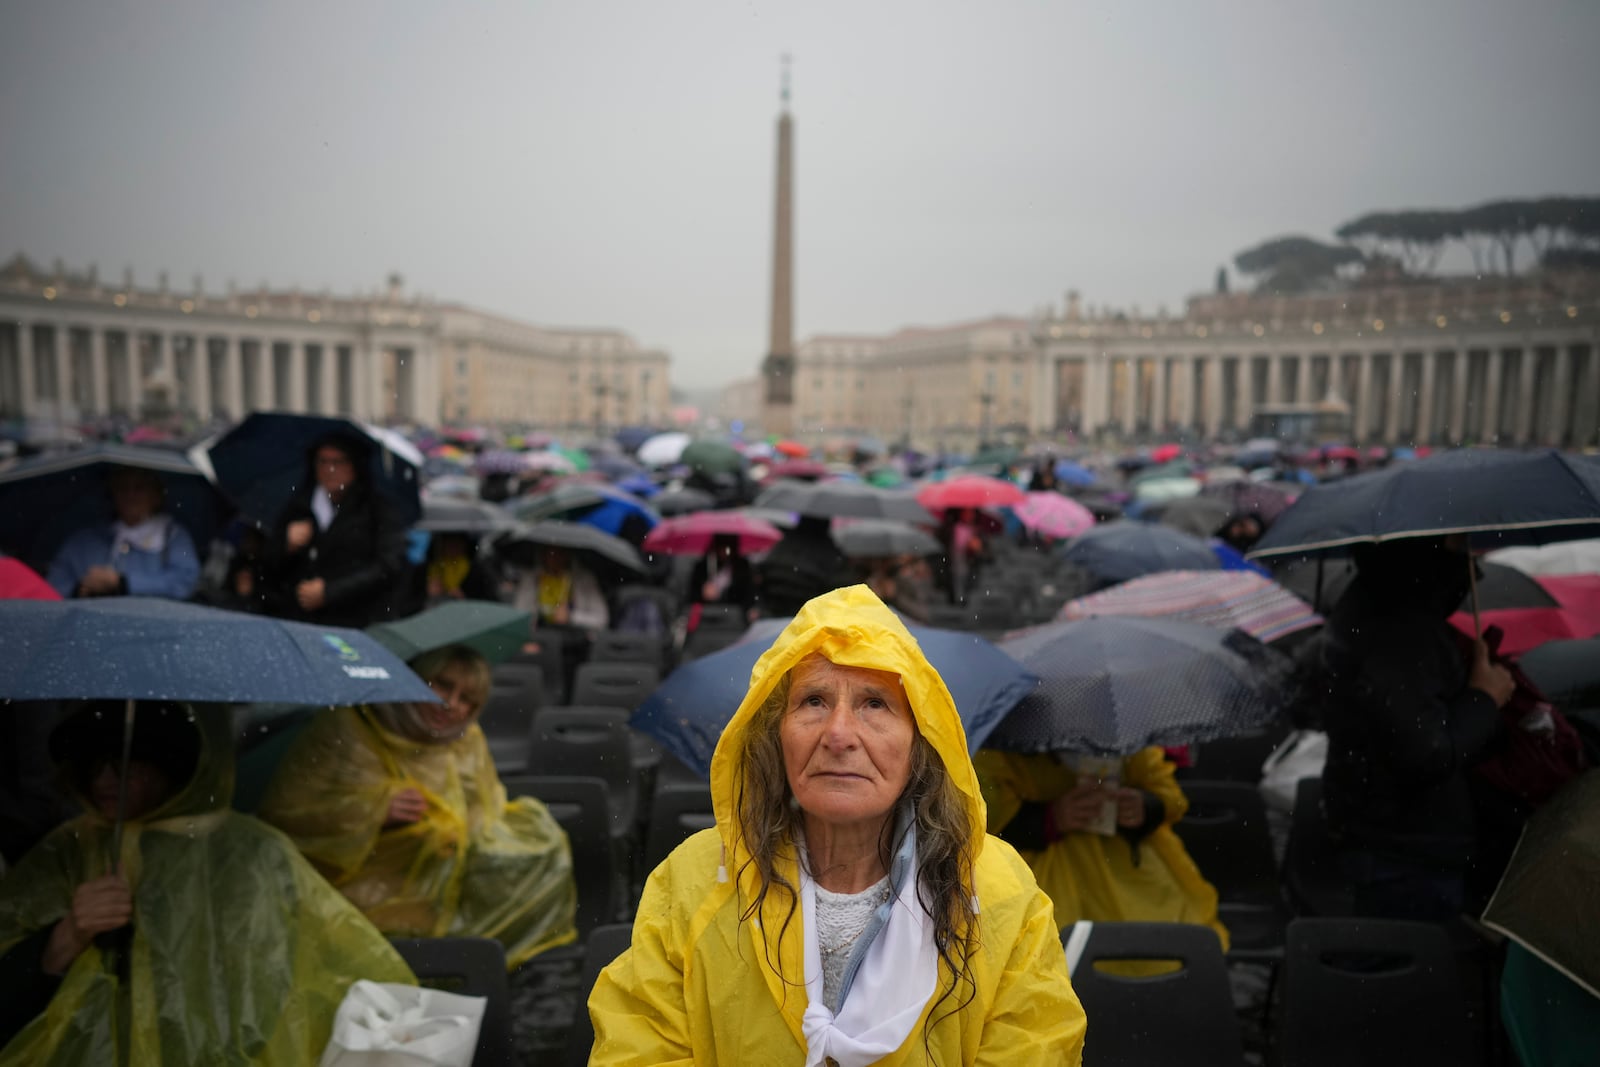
<box><xmin>1055</xmin><ymin>342</ymin><xmax>1599</xmax><ymax>447</ymax></box>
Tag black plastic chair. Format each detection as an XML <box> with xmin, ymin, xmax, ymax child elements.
<box><xmin>571</xmin><ymin>661</ymin><xmax>660</xmax><ymax>713</ymax></box>
<box><xmin>681</xmin><ymin>626</ymin><xmax>743</xmax><ymax>662</ymax></box>
<box><xmin>1280</xmin><ymin>918</ymin><xmax>1475</xmax><ymax>1067</ymax></box>
<box><xmin>590</xmin><ymin>630</ymin><xmax>666</xmax><ymax>673</ymax></box>
<box><xmin>499</xmin><ymin>773</ymin><xmax>618</xmax><ymax>935</ymax></box>
<box><xmin>514</xmin><ymin>630</ymin><xmax>569</xmax><ymax>704</ymax></box>
<box><xmin>1063</xmin><ymin>920</ymin><xmax>1244</xmax><ymax>1067</ymax></box>
<box><xmin>525</xmin><ymin>708</ymin><xmax>637</xmax><ymax>833</ymax></box>
<box><xmin>565</xmin><ymin>923</ymin><xmax>635</xmax><ymax>1067</ymax></box>
<box><xmin>480</xmin><ymin>664</ymin><xmax>545</xmax><ymax>771</ymax></box>
<box><xmin>642</xmin><ymin>785</ymin><xmax>716</xmax><ymax>874</ymax></box>
<box><xmin>389</xmin><ymin>936</ymin><xmax>516</xmax><ymax>1067</ymax></box>
<box><xmin>614</xmin><ymin>584</ymin><xmax>680</xmax><ymax>627</ymax></box>
<box><xmin>693</xmin><ymin>603</ymin><xmax>747</xmax><ymax>632</ymax></box>
<box><xmin>1175</xmin><ymin>779</ymin><xmax>1289</xmax><ymax>957</ymax></box>
<box><xmin>1283</xmin><ymin>777</ymin><xmax>1355</xmax><ymax>917</ymax></box>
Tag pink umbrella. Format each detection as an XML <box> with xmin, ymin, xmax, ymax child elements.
<box><xmin>1059</xmin><ymin>569</ymin><xmax>1322</xmax><ymax>643</ymax></box>
<box><xmin>1151</xmin><ymin>443</ymin><xmax>1183</xmax><ymax>464</ymax></box>
<box><xmin>764</xmin><ymin>459</ymin><xmax>829</xmax><ymax>483</ymax></box>
<box><xmin>1013</xmin><ymin>492</ymin><xmax>1096</xmax><ymax>539</ymax></box>
<box><xmin>917</xmin><ymin>474</ymin><xmax>1026</xmax><ymax>511</ymax></box>
<box><xmin>642</xmin><ymin>511</ymin><xmax>784</xmax><ymax>556</ymax></box>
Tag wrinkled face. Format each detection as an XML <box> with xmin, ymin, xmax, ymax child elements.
<box><xmin>314</xmin><ymin>446</ymin><xmax>357</xmax><ymax>499</ymax></box>
<box><xmin>780</xmin><ymin>656</ymin><xmax>915</xmax><ymax>831</ymax></box>
<box><xmin>420</xmin><ymin>662</ymin><xmax>483</xmax><ymax>736</ymax></box>
<box><xmin>89</xmin><ymin>758</ymin><xmax>173</xmax><ymax>820</ymax></box>
<box><xmin>109</xmin><ymin>471</ymin><xmax>162</xmax><ymax>525</ymax></box>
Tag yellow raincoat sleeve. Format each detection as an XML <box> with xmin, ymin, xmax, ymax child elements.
<box><xmin>1123</xmin><ymin>746</ymin><xmax>1187</xmax><ymax>825</ymax></box>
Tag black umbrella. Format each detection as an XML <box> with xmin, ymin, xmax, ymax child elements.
<box><xmin>417</xmin><ymin>497</ymin><xmax>518</xmax><ymax>535</ymax></box>
<box><xmin>494</xmin><ymin>520</ymin><xmax>645</xmax><ymax>573</ymax></box>
<box><xmin>1473</xmin><ymin>561</ymin><xmax>1560</xmax><ymax>611</ymax></box>
<box><xmin>1058</xmin><ymin>520</ymin><xmax>1218</xmax><ymax>586</ymax></box>
<box><xmin>756</xmin><ymin>479</ymin><xmax>932</xmax><ymax>523</ymax></box>
<box><xmin>652</xmin><ymin>488</ymin><xmax>717</xmax><ymax>517</ymax></box>
<box><xmin>988</xmin><ymin>616</ymin><xmax>1294</xmax><ymax>757</ymax></box>
<box><xmin>832</xmin><ymin>520</ymin><xmax>941</xmax><ymax>559</ymax></box>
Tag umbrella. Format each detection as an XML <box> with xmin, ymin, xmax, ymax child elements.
<box><xmin>757</xmin><ymin>480</ymin><xmax>932</xmax><ymax>523</ymax></box>
<box><xmin>475</xmin><ymin>449</ymin><xmax>537</xmax><ymax>476</ymax></box>
<box><xmin>1482</xmin><ymin>770</ymin><xmax>1600</xmax><ymax>1001</ymax></box>
<box><xmin>368</xmin><ymin>601</ymin><xmax>533</xmax><ymax>665</ymax></box>
<box><xmin>417</xmin><ymin>497</ymin><xmax>518</xmax><ymax>535</ymax></box>
<box><xmin>494</xmin><ymin>520</ymin><xmax>645</xmax><ymax>573</ymax></box>
<box><xmin>1153</xmin><ymin>496</ymin><xmax>1233</xmax><ymax>540</ymax></box>
<box><xmin>971</xmin><ymin>445</ymin><xmax>1022</xmax><ymax>469</ymax></box>
<box><xmin>832</xmin><ymin>520</ymin><xmax>942</xmax><ymax>559</ymax></box>
<box><xmin>987</xmin><ymin>616</ymin><xmax>1294</xmax><ymax>757</ymax></box>
<box><xmin>616</xmin><ymin>473</ymin><xmax>660</xmax><ymax>498</ymax></box>
<box><xmin>681</xmin><ymin>439</ymin><xmax>744</xmax><ymax>477</ymax></box>
<box><xmin>1199</xmin><ymin>480</ymin><xmax>1297</xmax><ymax>524</ymax></box>
<box><xmin>766</xmin><ymin>459</ymin><xmax>830</xmax><ymax>482</ymax></box>
<box><xmin>1059</xmin><ymin>521</ymin><xmax>1219</xmax><ymax>586</ymax></box>
<box><xmin>1133</xmin><ymin>476</ymin><xmax>1203</xmax><ymax>504</ymax></box>
<box><xmin>1486</xmin><ymin>538</ymin><xmax>1600</xmax><ymax>578</ymax></box>
<box><xmin>630</xmin><ymin>616</ymin><xmax>1039</xmax><ymax>776</ymax></box>
<box><xmin>1518</xmin><ymin>638</ymin><xmax>1600</xmax><ymax>709</ymax></box>
<box><xmin>421</xmin><ymin>474</ymin><xmax>480</xmax><ymax>500</ymax></box>
<box><xmin>1151</xmin><ymin>443</ymin><xmax>1183</xmax><ymax>464</ymax></box>
<box><xmin>774</xmin><ymin>440</ymin><xmax>811</xmax><ymax>458</ymax></box>
<box><xmin>1054</xmin><ymin>460</ymin><xmax>1099</xmax><ymax>488</ymax></box>
<box><xmin>1448</xmin><ymin>574</ymin><xmax>1600</xmax><ymax>658</ymax></box>
<box><xmin>1270</xmin><ymin>555</ymin><xmax>1359</xmax><ymax>614</ymax></box>
<box><xmin>196</xmin><ymin>412</ymin><xmax>424</xmax><ymax>525</ymax></box>
<box><xmin>0</xmin><ymin>443</ymin><xmax>228</xmax><ymax>572</ymax></box>
<box><xmin>918</xmin><ymin>474</ymin><xmax>1027</xmax><ymax>512</ymax></box>
<box><xmin>1130</xmin><ymin>460</ymin><xmax>1193</xmax><ymax>486</ymax></box>
<box><xmin>642</xmin><ymin>511</ymin><xmax>783</xmax><ymax>556</ymax></box>
<box><xmin>509</xmin><ymin>483</ymin><xmax>659</xmax><ymax>535</ymax></box>
<box><xmin>614</xmin><ymin>426</ymin><xmax>657</xmax><ymax>453</ymax></box>
<box><xmin>0</xmin><ymin>557</ymin><xmax>60</xmax><ymax>600</ymax></box>
<box><xmin>1472</xmin><ymin>561</ymin><xmax>1561</xmax><ymax>611</ymax></box>
<box><xmin>865</xmin><ymin>465</ymin><xmax>907</xmax><ymax>489</ymax></box>
<box><xmin>590</xmin><ymin>453</ymin><xmax>647</xmax><ymax>482</ymax></box>
<box><xmin>1012</xmin><ymin>493</ymin><xmax>1096</xmax><ymax>540</ymax></box>
<box><xmin>1247</xmin><ymin>449</ymin><xmax>1600</xmax><ymax>559</ymax></box>
<box><xmin>638</xmin><ymin>432</ymin><xmax>691</xmax><ymax>467</ymax></box>
<box><xmin>1059</xmin><ymin>570</ymin><xmax>1322</xmax><ymax>644</ymax></box>
<box><xmin>653</xmin><ymin>488</ymin><xmax>717</xmax><ymax>516</ymax></box>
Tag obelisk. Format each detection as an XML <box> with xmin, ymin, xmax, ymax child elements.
<box><xmin>760</xmin><ymin>56</ymin><xmax>796</xmax><ymax>435</ymax></box>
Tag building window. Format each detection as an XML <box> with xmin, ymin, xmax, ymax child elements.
<box><xmin>456</xmin><ymin>358</ymin><xmax>468</xmax><ymax>376</ymax></box>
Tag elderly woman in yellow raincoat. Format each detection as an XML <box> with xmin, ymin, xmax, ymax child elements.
<box><xmin>0</xmin><ymin>700</ymin><xmax>413</xmax><ymax>1065</ymax></box>
<box><xmin>258</xmin><ymin>644</ymin><xmax>576</xmax><ymax>969</ymax></box>
<box><xmin>973</xmin><ymin>746</ymin><xmax>1228</xmax><ymax>946</ymax></box>
<box><xmin>588</xmin><ymin>585</ymin><xmax>1086</xmax><ymax>1066</ymax></box>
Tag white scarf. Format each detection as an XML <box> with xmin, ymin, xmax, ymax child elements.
<box><xmin>110</xmin><ymin>515</ymin><xmax>173</xmax><ymax>558</ymax></box>
<box><xmin>311</xmin><ymin>488</ymin><xmax>338</xmax><ymax>532</ymax></box>
<box><xmin>798</xmin><ymin>839</ymin><xmax>939</xmax><ymax>1067</ymax></box>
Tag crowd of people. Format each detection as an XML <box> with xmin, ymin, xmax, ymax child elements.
<box><xmin>0</xmin><ymin>420</ymin><xmax>1596</xmax><ymax>1065</ymax></box>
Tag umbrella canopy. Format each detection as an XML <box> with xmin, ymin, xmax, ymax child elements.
<box><xmin>1130</xmin><ymin>460</ymin><xmax>1194</xmax><ymax>486</ymax></box>
<box><xmin>1059</xmin><ymin>520</ymin><xmax>1219</xmax><ymax>586</ymax></box>
<box><xmin>1059</xmin><ymin>570</ymin><xmax>1322</xmax><ymax>644</ymax></box>
<box><xmin>766</xmin><ymin>459</ymin><xmax>830</xmax><ymax>482</ymax></box>
<box><xmin>614</xmin><ymin>426</ymin><xmax>658</xmax><ymax>453</ymax></box>
<box><xmin>421</xmin><ymin>474</ymin><xmax>479</xmax><ymax>500</ymax></box>
<box><xmin>757</xmin><ymin>479</ymin><xmax>932</xmax><ymax>523</ymax></box>
<box><xmin>681</xmin><ymin>439</ymin><xmax>744</xmax><ymax>477</ymax></box>
<box><xmin>1053</xmin><ymin>460</ymin><xmax>1099</xmax><ymax>488</ymax></box>
<box><xmin>971</xmin><ymin>444</ymin><xmax>1022</xmax><ymax>469</ymax></box>
<box><xmin>1473</xmin><ymin>561</ymin><xmax>1561</xmax><ymax>611</ymax></box>
<box><xmin>631</xmin><ymin>615</ymin><xmax>1038</xmax><ymax>776</ymax></box>
<box><xmin>774</xmin><ymin>440</ymin><xmax>811</xmax><ymax>458</ymax></box>
<box><xmin>832</xmin><ymin>519</ymin><xmax>942</xmax><ymax>559</ymax></box>
<box><xmin>1248</xmin><ymin>449</ymin><xmax>1600</xmax><ymax>559</ymax></box>
<box><xmin>1449</xmin><ymin>574</ymin><xmax>1600</xmax><ymax>658</ymax></box>
<box><xmin>417</xmin><ymin>497</ymin><xmax>518</xmax><ymax>535</ymax></box>
<box><xmin>520</xmin><ymin>451</ymin><xmax>580</xmax><ymax>475</ymax></box>
<box><xmin>1133</xmin><ymin>476</ymin><xmax>1203</xmax><ymax>504</ymax></box>
<box><xmin>0</xmin><ymin>557</ymin><xmax>60</xmax><ymax>601</ymax></box>
<box><xmin>0</xmin><ymin>443</ymin><xmax>227</xmax><ymax>572</ymax></box>
<box><xmin>641</xmin><ymin>511</ymin><xmax>783</xmax><ymax>556</ymax></box>
<box><xmin>988</xmin><ymin>616</ymin><xmax>1293</xmax><ymax>757</ymax></box>
<box><xmin>616</xmin><ymin>473</ymin><xmax>660</xmax><ymax>498</ymax></box>
<box><xmin>1012</xmin><ymin>492</ymin><xmax>1096</xmax><ymax>540</ymax></box>
<box><xmin>1151</xmin><ymin>443</ymin><xmax>1183</xmax><ymax>464</ymax></box>
<box><xmin>368</xmin><ymin>601</ymin><xmax>533</xmax><ymax>665</ymax></box>
<box><xmin>0</xmin><ymin>597</ymin><xmax>438</xmax><ymax>705</ymax></box>
<box><xmin>1519</xmin><ymin>637</ymin><xmax>1600</xmax><ymax>709</ymax></box>
<box><xmin>509</xmin><ymin>483</ymin><xmax>659</xmax><ymax>535</ymax></box>
<box><xmin>474</xmin><ymin>448</ymin><xmax>537</xmax><ymax>475</ymax></box>
<box><xmin>637</xmin><ymin>432</ymin><xmax>691</xmax><ymax>467</ymax></box>
<box><xmin>494</xmin><ymin>520</ymin><xmax>645</xmax><ymax>573</ymax></box>
<box><xmin>1199</xmin><ymin>479</ymin><xmax>1297</xmax><ymax>524</ymax></box>
<box><xmin>1153</xmin><ymin>496</ymin><xmax>1233</xmax><ymax>540</ymax></box>
<box><xmin>196</xmin><ymin>412</ymin><xmax>424</xmax><ymax>525</ymax></box>
<box><xmin>918</xmin><ymin>474</ymin><xmax>1027</xmax><ymax>512</ymax></box>
<box><xmin>1482</xmin><ymin>769</ymin><xmax>1600</xmax><ymax>1001</ymax></box>
<box><xmin>589</xmin><ymin>453</ymin><xmax>647</xmax><ymax>482</ymax></box>
<box><xmin>652</xmin><ymin>487</ymin><xmax>717</xmax><ymax>516</ymax></box>
<box><xmin>1486</xmin><ymin>538</ymin><xmax>1600</xmax><ymax>578</ymax></box>
<box><xmin>865</xmin><ymin>465</ymin><xmax>907</xmax><ymax>488</ymax></box>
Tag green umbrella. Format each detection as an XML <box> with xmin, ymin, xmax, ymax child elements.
<box><xmin>1130</xmin><ymin>460</ymin><xmax>1194</xmax><ymax>486</ymax></box>
<box><xmin>681</xmin><ymin>439</ymin><xmax>743</xmax><ymax>476</ymax></box>
<box><xmin>368</xmin><ymin>601</ymin><xmax>533</xmax><ymax>665</ymax></box>
<box><xmin>553</xmin><ymin>446</ymin><xmax>591</xmax><ymax>472</ymax></box>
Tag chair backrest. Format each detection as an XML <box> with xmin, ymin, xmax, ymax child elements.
<box><xmin>515</xmin><ymin>631</ymin><xmax>568</xmax><ymax>703</ymax></box>
<box><xmin>1175</xmin><ymin>779</ymin><xmax>1282</xmax><ymax>905</ymax></box>
<box><xmin>1281</xmin><ymin>918</ymin><xmax>1472</xmax><ymax>1067</ymax></box>
<box><xmin>1176</xmin><ymin>722</ymin><xmax>1291</xmax><ymax>784</ymax></box>
<box><xmin>525</xmin><ymin>708</ymin><xmax>637</xmax><ymax>832</ymax></box>
<box><xmin>482</xmin><ymin>663</ymin><xmax>546</xmax><ymax>731</ymax></box>
<box><xmin>590</xmin><ymin>631</ymin><xmax>665</xmax><ymax>671</ymax></box>
<box><xmin>1064</xmin><ymin>920</ymin><xmax>1244</xmax><ymax>1067</ymax></box>
<box><xmin>498</xmin><ymin>774</ymin><xmax>617</xmax><ymax>936</ymax></box>
<box><xmin>693</xmin><ymin>603</ymin><xmax>746</xmax><ymax>632</ymax></box>
<box><xmin>643</xmin><ymin>784</ymin><xmax>717</xmax><ymax>874</ymax></box>
<box><xmin>681</xmin><ymin>626</ymin><xmax>743</xmax><ymax>662</ymax></box>
<box><xmin>614</xmin><ymin>585</ymin><xmax>680</xmax><ymax>628</ymax></box>
<box><xmin>388</xmin><ymin>936</ymin><xmax>516</xmax><ymax>1067</ymax></box>
<box><xmin>1283</xmin><ymin>777</ymin><xmax>1355</xmax><ymax>917</ymax></box>
<box><xmin>566</xmin><ymin>923</ymin><xmax>636</xmax><ymax>1067</ymax></box>
<box><xmin>571</xmin><ymin>661</ymin><xmax>660</xmax><ymax>712</ymax></box>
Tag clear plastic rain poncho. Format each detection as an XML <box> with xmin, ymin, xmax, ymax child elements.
<box><xmin>0</xmin><ymin>703</ymin><xmax>414</xmax><ymax>1066</ymax></box>
<box><xmin>258</xmin><ymin>705</ymin><xmax>577</xmax><ymax>968</ymax></box>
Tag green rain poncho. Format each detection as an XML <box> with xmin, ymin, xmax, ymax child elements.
<box><xmin>0</xmin><ymin>704</ymin><xmax>415</xmax><ymax>1066</ymax></box>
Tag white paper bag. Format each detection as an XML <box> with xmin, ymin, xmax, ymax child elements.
<box><xmin>319</xmin><ymin>980</ymin><xmax>486</xmax><ymax>1067</ymax></box>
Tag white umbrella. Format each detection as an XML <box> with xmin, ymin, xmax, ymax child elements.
<box><xmin>637</xmin><ymin>431</ymin><xmax>691</xmax><ymax>468</ymax></box>
<box><xmin>1134</xmin><ymin>476</ymin><xmax>1202</xmax><ymax>504</ymax></box>
<box><xmin>1486</xmin><ymin>538</ymin><xmax>1600</xmax><ymax>577</ymax></box>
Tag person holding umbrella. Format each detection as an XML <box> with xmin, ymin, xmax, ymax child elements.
<box><xmin>0</xmin><ymin>700</ymin><xmax>415</xmax><ymax>1062</ymax></box>
<box><xmin>260</xmin><ymin>434</ymin><xmax>409</xmax><ymax>628</ymax></box>
<box><xmin>45</xmin><ymin>466</ymin><xmax>201</xmax><ymax>601</ymax></box>
<box><xmin>688</xmin><ymin>532</ymin><xmax>759</xmax><ymax>621</ymax></box>
<box><xmin>258</xmin><ymin>643</ymin><xmax>578</xmax><ymax>970</ymax></box>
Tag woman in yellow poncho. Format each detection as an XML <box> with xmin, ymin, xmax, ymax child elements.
<box><xmin>588</xmin><ymin>585</ymin><xmax>1085</xmax><ymax>1065</ymax></box>
<box><xmin>258</xmin><ymin>644</ymin><xmax>577</xmax><ymax>969</ymax></box>
<box><xmin>0</xmin><ymin>700</ymin><xmax>413</xmax><ymax>1066</ymax></box>
<box><xmin>974</xmin><ymin>746</ymin><xmax>1228</xmax><ymax>947</ymax></box>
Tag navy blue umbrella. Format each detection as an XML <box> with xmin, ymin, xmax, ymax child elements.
<box><xmin>0</xmin><ymin>444</ymin><xmax>227</xmax><ymax>574</ymax></box>
<box><xmin>987</xmin><ymin>616</ymin><xmax>1293</xmax><ymax>757</ymax></box>
<box><xmin>1248</xmin><ymin>449</ymin><xmax>1600</xmax><ymax>559</ymax></box>
<box><xmin>630</xmin><ymin>616</ymin><xmax>1039</xmax><ymax>777</ymax></box>
<box><xmin>196</xmin><ymin>412</ymin><xmax>424</xmax><ymax>526</ymax></box>
<box><xmin>1058</xmin><ymin>520</ymin><xmax>1218</xmax><ymax>586</ymax></box>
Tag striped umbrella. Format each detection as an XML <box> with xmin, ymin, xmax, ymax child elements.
<box><xmin>1013</xmin><ymin>492</ymin><xmax>1096</xmax><ymax>540</ymax></box>
<box><xmin>1058</xmin><ymin>569</ymin><xmax>1322</xmax><ymax>644</ymax></box>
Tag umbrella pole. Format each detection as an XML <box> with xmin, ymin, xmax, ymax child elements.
<box><xmin>1312</xmin><ymin>556</ymin><xmax>1325</xmax><ymax>614</ymax></box>
<box><xmin>109</xmin><ymin>697</ymin><xmax>135</xmax><ymax>869</ymax></box>
<box><xmin>1467</xmin><ymin>555</ymin><xmax>1482</xmax><ymax>638</ymax></box>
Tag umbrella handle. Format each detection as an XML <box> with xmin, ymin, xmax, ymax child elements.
<box><xmin>109</xmin><ymin>697</ymin><xmax>135</xmax><ymax>868</ymax></box>
<box><xmin>1467</xmin><ymin>555</ymin><xmax>1481</xmax><ymax>639</ymax></box>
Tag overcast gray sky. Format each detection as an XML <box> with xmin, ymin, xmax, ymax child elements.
<box><xmin>4</xmin><ymin>1</ymin><xmax>1598</xmax><ymax>390</ymax></box>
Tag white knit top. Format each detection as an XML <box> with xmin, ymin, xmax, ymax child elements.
<box><xmin>813</xmin><ymin>873</ymin><xmax>894</xmax><ymax>1012</ymax></box>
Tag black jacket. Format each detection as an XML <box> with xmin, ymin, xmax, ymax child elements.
<box><xmin>688</xmin><ymin>554</ymin><xmax>757</xmax><ymax>615</ymax></box>
<box><xmin>261</xmin><ymin>486</ymin><xmax>408</xmax><ymax>628</ymax></box>
<box><xmin>756</xmin><ymin>519</ymin><xmax>854</xmax><ymax>617</ymax></box>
